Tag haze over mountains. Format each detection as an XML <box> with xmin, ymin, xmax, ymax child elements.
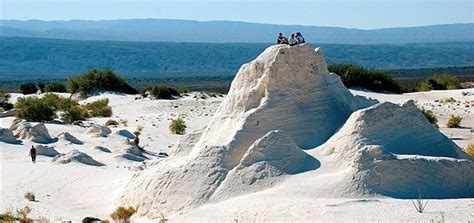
<box><xmin>1</xmin><ymin>19</ymin><xmax>473</xmax><ymax>44</ymax></box>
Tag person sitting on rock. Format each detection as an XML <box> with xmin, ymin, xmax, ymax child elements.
<box><xmin>296</xmin><ymin>32</ymin><xmax>305</xmax><ymax>44</ymax></box>
<box><xmin>277</xmin><ymin>33</ymin><xmax>289</xmax><ymax>44</ymax></box>
<box><xmin>29</xmin><ymin>145</ymin><xmax>37</xmax><ymax>163</ymax></box>
<box><xmin>289</xmin><ymin>33</ymin><xmax>298</xmax><ymax>46</ymax></box>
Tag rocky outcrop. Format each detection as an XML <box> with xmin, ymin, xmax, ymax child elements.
<box><xmin>10</xmin><ymin>119</ymin><xmax>57</xmax><ymax>144</ymax></box>
<box><xmin>0</xmin><ymin>128</ymin><xmax>21</xmax><ymax>144</ymax></box>
<box><xmin>120</xmin><ymin>44</ymin><xmax>375</xmax><ymax>217</ymax></box>
<box><xmin>36</xmin><ymin>145</ymin><xmax>60</xmax><ymax>157</ymax></box>
<box><xmin>58</xmin><ymin>132</ymin><xmax>83</xmax><ymax>144</ymax></box>
<box><xmin>53</xmin><ymin>149</ymin><xmax>104</xmax><ymax>166</ymax></box>
<box><xmin>113</xmin><ymin>139</ymin><xmax>148</xmax><ymax>162</ymax></box>
<box><xmin>85</xmin><ymin>124</ymin><xmax>112</xmax><ymax>137</ymax></box>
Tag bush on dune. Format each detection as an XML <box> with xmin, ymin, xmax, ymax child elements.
<box><xmin>418</xmin><ymin>74</ymin><xmax>461</xmax><ymax>91</ymax></box>
<box><xmin>446</xmin><ymin>115</ymin><xmax>462</xmax><ymax>128</ymax></box>
<box><xmin>466</xmin><ymin>144</ymin><xmax>474</xmax><ymax>157</ymax></box>
<box><xmin>46</xmin><ymin>82</ymin><xmax>67</xmax><ymax>93</ymax></box>
<box><xmin>149</xmin><ymin>86</ymin><xmax>180</xmax><ymax>99</ymax></box>
<box><xmin>328</xmin><ymin>63</ymin><xmax>402</xmax><ymax>93</ymax></box>
<box><xmin>0</xmin><ymin>91</ymin><xmax>14</xmax><ymax>111</ymax></box>
<box><xmin>19</xmin><ymin>83</ymin><xmax>38</xmax><ymax>95</ymax></box>
<box><xmin>84</xmin><ymin>99</ymin><xmax>112</xmax><ymax>117</ymax></box>
<box><xmin>66</xmin><ymin>69</ymin><xmax>138</xmax><ymax>97</ymax></box>
<box><xmin>169</xmin><ymin>116</ymin><xmax>187</xmax><ymax>135</ymax></box>
<box><xmin>110</xmin><ymin>206</ymin><xmax>136</xmax><ymax>223</ymax></box>
<box><xmin>15</xmin><ymin>93</ymin><xmax>112</xmax><ymax>123</ymax></box>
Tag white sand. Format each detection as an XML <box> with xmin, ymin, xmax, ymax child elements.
<box><xmin>1</xmin><ymin>45</ymin><xmax>473</xmax><ymax>222</ymax></box>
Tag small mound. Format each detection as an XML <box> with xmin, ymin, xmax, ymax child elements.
<box><xmin>85</xmin><ymin>124</ymin><xmax>112</xmax><ymax>137</ymax></box>
<box><xmin>58</xmin><ymin>132</ymin><xmax>83</xmax><ymax>144</ymax></box>
<box><xmin>0</xmin><ymin>128</ymin><xmax>21</xmax><ymax>144</ymax></box>
<box><xmin>94</xmin><ymin>146</ymin><xmax>111</xmax><ymax>153</ymax></box>
<box><xmin>113</xmin><ymin>139</ymin><xmax>148</xmax><ymax>162</ymax></box>
<box><xmin>318</xmin><ymin>100</ymin><xmax>473</xmax><ymax>198</ymax></box>
<box><xmin>114</xmin><ymin>129</ymin><xmax>135</xmax><ymax>139</ymax></box>
<box><xmin>10</xmin><ymin>119</ymin><xmax>57</xmax><ymax>144</ymax></box>
<box><xmin>53</xmin><ymin>149</ymin><xmax>105</xmax><ymax>166</ymax></box>
<box><xmin>212</xmin><ymin>130</ymin><xmax>319</xmax><ymax>201</ymax></box>
<box><xmin>36</xmin><ymin>145</ymin><xmax>60</xmax><ymax>157</ymax></box>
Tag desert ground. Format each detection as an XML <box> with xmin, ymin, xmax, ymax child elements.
<box><xmin>1</xmin><ymin>89</ymin><xmax>472</xmax><ymax>222</ymax></box>
<box><xmin>1</xmin><ymin>45</ymin><xmax>473</xmax><ymax>222</ymax></box>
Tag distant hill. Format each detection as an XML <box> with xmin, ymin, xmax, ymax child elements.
<box><xmin>1</xmin><ymin>37</ymin><xmax>473</xmax><ymax>81</ymax></box>
<box><xmin>1</xmin><ymin>19</ymin><xmax>473</xmax><ymax>44</ymax></box>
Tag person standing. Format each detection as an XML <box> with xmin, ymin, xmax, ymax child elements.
<box><xmin>29</xmin><ymin>145</ymin><xmax>37</xmax><ymax>163</ymax></box>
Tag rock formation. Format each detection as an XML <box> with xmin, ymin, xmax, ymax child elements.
<box><xmin>10</xmin><ymin>119</ymin><xmax>57</xmax><ymax>143</ymax></box>
<box><xmin>119</xmin><ymin>44</ymin><xmax>473</xmax><ymax>218</ymax></box>
<box><xmin>85</xmin><ymin>124</ymin><xmax>112</xmax><ymax>137</ymax></box>
<box><xmin>0</xmin><ymin>128</ymin><xmax>21</xmax><ymax>144</ymax></box>
<box><xmin>53</xmin><ymin>149</ymin><xmax>104</xmax><ymax>166</ymax></box>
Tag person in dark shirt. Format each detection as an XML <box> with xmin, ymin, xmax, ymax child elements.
<box><xmin>277</xmin><ymin>33</ymin><xmax>289</xmax><ymax>44</ymax></box>
<box><xmin>29</xmin><ymin>145</ymin><xmax>37</xmax><ymax>163</ymax></box>
<box><xmin>289</xmin><ymin>33</ymin><xmax>298</xmax><ymax>46</ymax></box>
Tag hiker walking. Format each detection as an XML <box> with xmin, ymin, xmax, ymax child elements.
<box><xmin>277</xmin><ymin>33</ymin><xmax>289</xmax><ymax>44</ymax></box>
<box><xmin>29</xmin><ymin>145</ymin><xmax>37</xmax><ymax>163</ymax></box>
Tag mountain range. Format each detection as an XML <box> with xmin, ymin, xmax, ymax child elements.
<box><xmin>1</xmin><ymin>19</ymin><xmax>473</xmax><ymax>44</ymax></box>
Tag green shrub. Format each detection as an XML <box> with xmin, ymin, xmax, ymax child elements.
<box><xmin>110</xmin><ymin>206</ymin><xmax>136</xmax><ymax>223</ymax></box>
<box><xmin>328</xmin><ymin>63</ymin><xmax>402</xmax><ymax>93</ymax></box>
<box><xmin>16</xmin><ymin>206</ymin><xmax>32</xmax><ymax>223</ymax></box>
<box><xmin>169</xmin><ymin>117</ymin><xmax>186</xmax><ymax>135</ymax></box>
<box><xmin>84</xmin><ymin>99</ymin><xmax>112</xmax><ymax>117</ymax></box>
<box><xmin>418</xmin><ymin>74</ymin><xmax>461</xmax><ymax>91</ymax></box>
<box><xmin>61</xmin><ymin>105</ymin><xmax>89</xmax><ymax>124</ymax></box>
<box><xmin>66</xmin><ymin>69</ymin><xmax>138</xmax><ymax>97</ymax></box>
<box><xmin>149</xmin><ymin>86</ymin><xmax>180</xmax><ymax>99</ymax></box>
<box><xmin>177</xmin><ymin>86</ymin><xmax>190</xmax><ymax>94</ymax></box>
<box><xmin>0</xmin><ymin>210</ymin><xmax>18</xmax><ymax>222</ymax></box>
<box><xmin>0</xmin><ymin>91</ymin><xmax>14</xmax><ymax>111</ymax></box>
<box><xmin>15</xmin><ymin>97</ymin><xmax>57</xmax><ymax>122</ymax></box>
<box><xmin>419</xmin><ymin>107</ymin><xmax>438</xmax><ymax>127</ymax></box>
<box><xmin>446</xmin><ymin>115</ymin><xmax>462</xmax><ymax>128</ymax></box>
<box><xmin>47</xmin><ymin>82</ymin><xmax>67</xmax><ymax>93</ymax></box>
<box><xmin>441</xmin><ymin>97</ymin><xmax>456</xmax><ymax>104</ymax></box>
<box><xmin>19</xmin><ymin>83</ymin><xmax>38</xmax><ymax>95</ymax></box>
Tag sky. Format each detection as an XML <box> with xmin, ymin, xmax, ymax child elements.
<box><xmin>1</xmin><ymin>0</ymin><xmax>473</xmax><ymax>29</ymax></box>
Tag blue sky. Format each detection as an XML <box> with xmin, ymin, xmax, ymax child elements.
<box><xmin>1</xmin><ymin>0</ymin><xmax>473</xmax><ymax>29</ymax></box>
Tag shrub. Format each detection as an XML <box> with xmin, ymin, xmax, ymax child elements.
<box><xmin>465</xmin><ymin>143</ymin><xmax>474</xmax><ymax>157</ymax></box>
<box><xmin>0</xmin><ymin>91</ymin><xmax>14</xmax><ymax>111</ymax></box>
<box><xmin>0</xmin><ymin>210</ymin><xmax>18</xmax><ymax>221</ymax></box>
<box><xmin>446</xmin><ymin>115</ymin><xmax>462</xmax><ymax>128</ymax></box>
<box><xmin>15</xmin><ymin>96</ymin><xmax>57</xmax><ymax>122</ymax></box>
<box><xmin>105</xmin><ymin>119</ymin><xmax>119</xmax><ymax>126</ymax></box>
<box><xmin>61</xmin><ymin>105</ymin><xmax>89</xmax><ymax>124</ymax></box>
<box><xmin>84</xmin><ymin>99</ymin><xmax>112</xmax><ymax>117</ymax></box>
<box><xmin>328</xmin><ymin>63</ymin><xmax>402</xmax><ymax>93</ymax></box>
<box><xmin>110</xmin><ymin>206</ymin><xmax>136</xmax><ymax>223</ymax></box>
<box><xmin>177</xmin><ymin>86</ymin><xmax>190</xmax><ymax>94</ymax></box>
<box><xmin>16</xmin><ymin>206</ymin><xmax>32</xmax><ymax>223</ymax></box>
<box><xmin>19</xmin><ymin>83</ymin><xmax>38</xmax><ymax>95</ymax></box>
<box><xmin>418</xmin><ymin>74</ymin><xmax>461</xmax><ymax>91</ymax></box>
<box><xmin>24</xmin><ymin>192</ymin><xmax>35</xmax><ymax>202</ymax></box>
<box><xmin>419</xmin><ymin>107</ymin><xmax>438</xmax><ymax>127</ymax></box>
<box><xmin>66</xmin><ymin>69</ymin><xmax>138</xmax><ymax>97</ymax></box>
<box><xmin>169</xmin><ymin>117</ymin><xmax>186</xmax><ymax>135</ymax></box>
<box><xmin>47</xmin><ymin>82</ymin><xmax>67</xmax><ymax>93</ymax></box>
<box><xmin>441</xmin><ymin>97</ymin><xmax>456</xmax><ymax>104</ymax></box>
<box><xmin>149</xmin><ymin>86</ymin><xmax>180</xmax><ymax>99</ymax></box>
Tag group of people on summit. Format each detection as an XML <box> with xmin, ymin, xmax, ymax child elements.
<box><xmin>277</xmin><ymin>32</ymin><xmax>305</xmax><ymax>46</ymax></box>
